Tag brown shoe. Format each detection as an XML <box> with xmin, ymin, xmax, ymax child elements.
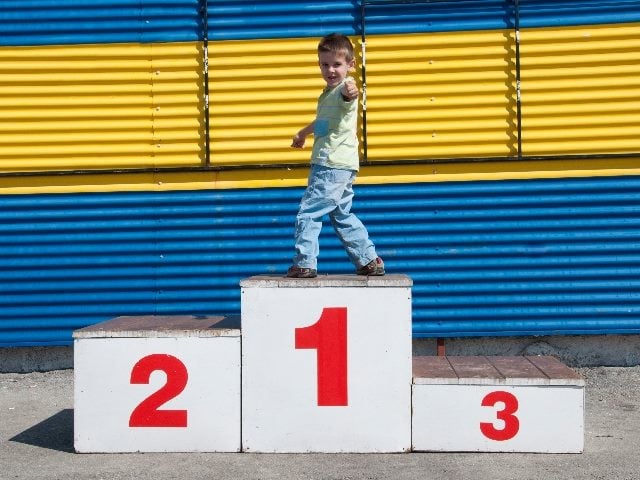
<box><xmin>356</xmin><ymin>257</ymin><xmax>385</xmax><ymax>276</ymax></box>
<box><xmin>286</xmin><ymin>265</ymin><xmax>318</xmax><ymax>278</ymax></box>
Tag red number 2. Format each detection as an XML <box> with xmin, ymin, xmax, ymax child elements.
<box><xmin>129</xmin><ymin>354</ymin><xmax>189</xmax><ymax>428</ymax></box>
<box><xmin>295</xmin><ymin>307</ymin><xmax>348</xmax><ymax>406</ymax></box>
<box><xmin>480</xmin><ymin>390</ymin><xmax>520</xmax><ymax>441</ymax></box>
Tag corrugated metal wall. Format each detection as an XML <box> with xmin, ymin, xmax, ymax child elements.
<box><xmin>520</xmin><ymin>23</ymin><xmax>640</xmax><ymax>156</ymax></box>
<box><xmin>207</xmin><ymin>1</ymin><xmax>519</xmax><ymax>165</ymax></box>
<box><xmin>365</xmin><ymin>30</ymin><xmax>517</xmax><ymax>161</ymax></box>
<box><xmin>207</xmin><ymin>0</ymin><xmax>359</xmax><ymax>41</ymax></box>
<box><xmin>208</xmin><ymin>37</ymin><xmax>319</xmax><ymax>166</ymax></box>
<box><xmin>207</xmin><ymin>1</ymin><xmax>640</xmax><ymax>166</ymax></box>
<box><xmin>0</xmin><ymin>43</ymin><xmax>204</xmax><ymax>172</ymax></box>
<box><xmin>0</xmin><ymin>0</ymin><xmax>204</xmax><ymax>173</ymax></box>
<box><xmin>2</xmin><ymin>1</ymin><xmax>640</xmax><ymax>173</ymax></box>
<box><xmin>0</xmin><ymin>0</ymin><xmax>201</xmax><ymax>46</ymax></box>
<box><xmin>3</xmin><ymin>175</ymin><xmax>640</xmax><ymax>346</ymax></box>
<box><xmin>209</xmin><ymin>26</ymin><xmax>518</xmax><ymax>166</ymax></box>
<box><xmin>3</xmin><ymin>0</ymin><xmax>640</xmax><ymax>347</ymax></box>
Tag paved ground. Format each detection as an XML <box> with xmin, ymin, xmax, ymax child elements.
<box><xmin>1</xmin><ymin>367</ymin><xmax>640</xmax><ymax>480</ymax></box>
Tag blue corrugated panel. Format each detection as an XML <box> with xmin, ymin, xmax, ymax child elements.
<box><xmin>208</xmin><ymin>0</ymin><xmax>640</xmax><ymax>41</ymax></box>
<box><xmin>366</xmin><ymin>0</ymin><xmax>640</xmax><ymax>33</ymax></box>
<box><xmin>208</xmin><ymin>0</ymin><xmax>359</xmax><ymax>40</ymax></box>
<box><xmin>363</xmin><ymin>0</ymin><xmax>513</xmax><ymax>35</ymax></box>
<box><xmin>0</xmin><ymin>0</ymin><xmax>201</xmax><ymax>46</ymax></box>
<box><xmin>0</xmin><ymin>189</ymin><xmax>295</xmax><ymax>346</ymax></box>
<box><xmin>3</xmin><ymin>1</ymin><xmax>640</xmax><ymax>47</ymax></box>
<box><xmin>207</xmin><ymin>0</ymin><xmax>512</xmax><ymax>40</ymax></box>
<box><xmin>519</xmin><ymin>0</ymin><xmax>640</xmax><ymax>28</ymax></box>
<box><xmin>3</xmin><ymin>175</ymin><xmax>640</xmax><ymax>346</ymax></box>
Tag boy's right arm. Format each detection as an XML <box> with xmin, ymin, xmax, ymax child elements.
<box><xmin>291</xmin><ymin>121</ymin><xmax>315</xmax><ymax>148</ymax></box>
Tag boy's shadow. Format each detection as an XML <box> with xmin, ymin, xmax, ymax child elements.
<box><xmin>10</xmin><ymin>409</ymin><xmax>74</xmax><ymax>453</ymax></box>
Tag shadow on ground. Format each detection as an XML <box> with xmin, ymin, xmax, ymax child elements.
<box><xmin>10</xmin><ymin>409</ymin><xmax>74</xmax><ymax>453</ymax></box>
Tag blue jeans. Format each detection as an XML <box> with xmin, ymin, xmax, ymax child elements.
<box><xmin>293</xmin><ymin>164</ymin><xmax>377</xmax><ymax>270</ymax></box>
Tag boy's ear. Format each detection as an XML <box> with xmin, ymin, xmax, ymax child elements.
<box><xmin>348</xmin><ymin>58</ymin><xmax>356</xmax><ymax>71</ymax></box>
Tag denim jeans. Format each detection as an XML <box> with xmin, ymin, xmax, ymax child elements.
<box><xmin>293</xmin><ymin>164</ymin><xmax>377</xmax><ymax>270</ymax></box>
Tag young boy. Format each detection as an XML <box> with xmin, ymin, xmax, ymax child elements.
<box><xmin>287</xmin><ymin>33</ymin><xmax>384</xmax><ymax>279</ymax></box>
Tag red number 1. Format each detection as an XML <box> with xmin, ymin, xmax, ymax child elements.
<box><xmin>295</xmin><ymin>307</ymin><xmax>348</xmax><ymax>406</ymax></box>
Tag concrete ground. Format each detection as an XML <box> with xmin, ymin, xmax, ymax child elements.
<box><xmin>1</xmin><ymin>367</ymin><xmax>640</xmax><ymax>480</ymax></box>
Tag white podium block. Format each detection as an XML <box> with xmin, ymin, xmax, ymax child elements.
<box><xmin>412</xmin><ymin>356</ymin><xmax>585</xmax><ymax>453</ymax></box>
<box><xmin>240</xmin><ymin>275</ymin><xmax>413</xmax><ymax>453</ymax></box>
<box><xmin>73</xmin><ymin>315</ymin><xmax>241</xmax><ymax>453</ymax></box>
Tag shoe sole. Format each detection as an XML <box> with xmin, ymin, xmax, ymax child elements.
<box><xmin>286</xmin><ymin>269</ymin><xmax>318</xmax><ymax>278</ymax></box>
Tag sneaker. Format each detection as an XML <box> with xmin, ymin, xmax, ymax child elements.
<box><xmin>356</xmin><ymin>257</ymin><xmax>385</xmax><ymax>276</ymax></box>
<box><xmin>286</xmin><ymin>265</ymin><xmax>318</xmax><ymax>278</ymax></box>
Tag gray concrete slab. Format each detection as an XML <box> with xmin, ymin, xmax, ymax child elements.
<box><xmin>1</xmin><ymin>367</ymin><xmax>640</xmax><ymax>480</ymax></box>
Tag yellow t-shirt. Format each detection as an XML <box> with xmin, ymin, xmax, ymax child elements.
<box><xmin>311</xmin><ymin>78</ymin><xmax>359</xmax><ymax>171</ymax></box>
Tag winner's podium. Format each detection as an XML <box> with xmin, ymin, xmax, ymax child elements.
<box><xmin>412</xmin><ymin>355</ymin><xmax>585</xmax><ymax>453</ymax></box>
<box><xmin>240</xmin><ymin>274</ymin><xmax>413</xmax><ymax>453</ymax></box>
<box><xmin>73</xmin><ymin>274</ymin><xmax>585</xmax><ymax>454</ymax></box>
<box><xmin>73</xmin><ymin>315</ymin><xmax>241</xmax><ymax>453</ymax></box>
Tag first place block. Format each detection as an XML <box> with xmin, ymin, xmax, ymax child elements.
<box><xmin>73</xmin><ymin>315</ymin><xmax>241</xmax><ymax>453</ymax></box>
<box><xmin>240</xmin><ymin>274</ymin><xmax>413</xmax><ymax>453</ymax></box>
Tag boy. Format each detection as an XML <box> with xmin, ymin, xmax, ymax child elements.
<box><xmin>287</xmin><ymin>33</ymin><xmax>384</xmax><ymax>278</ymax></box>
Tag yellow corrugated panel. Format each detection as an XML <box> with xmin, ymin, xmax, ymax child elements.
<box><xmin>208</xmin><ymin>32</ymin><xmax>520</xmax><ymax>165</ymax></box>
<box><xmin>520</xmin><ymin>24</ymin><xmax>640</xmax><ymax>156</ymax></box>
<box><xmin>5</xmin><ymin>25</ymin><xmax>635</xmax><ymax>174</ymax></box>
<box><xmin>0</xmin><ymin>42</ymin><xmax>204</xmax><ymax>173</ymax></box>
<box><xmin>209</xmin><ymin>37</ymin><xmax>332</xmax><ymax>166</ymax></box>
<box><xmin>365</xmin><ymin>31</ymin><xmax>518</xmax><ymax>161</ymax></box>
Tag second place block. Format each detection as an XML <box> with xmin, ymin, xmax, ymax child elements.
<box><xmin>240</xmin><ymin>275</ymin><xmax>413</xmax><ymax>453</ymax></box>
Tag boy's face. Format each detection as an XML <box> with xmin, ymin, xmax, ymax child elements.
<box><xmin>318</xmin><ymin>50</ymin><xmax>354</xmax><ymax>88</ymax></box>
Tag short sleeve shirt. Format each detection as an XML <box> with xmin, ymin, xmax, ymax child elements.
<box><xmin>311</xmin><ymin>78</ymin><xmax>359</xmax><ymax>171</ymax></box>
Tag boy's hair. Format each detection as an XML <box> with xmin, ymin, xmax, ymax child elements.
<box><xmin>318</xmin><ymin>33</ymin><xmax>355</xmax><ymax>63</ymax></box>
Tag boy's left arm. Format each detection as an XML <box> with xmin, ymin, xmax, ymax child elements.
<box><xmin>291</xmin><ymin>121</ymin><xmax>315</xmax><ymax>148</ymax></box>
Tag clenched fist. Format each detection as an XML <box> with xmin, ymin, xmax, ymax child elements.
<box><xmin>342</xmin><ymin>78</ymin><xmax>359</xmax><ymax>101</ymax></box>
<box><xmin>291</xmin><ymin>132</ymin><xmax>305</xmax><ymax>148</ymax></box>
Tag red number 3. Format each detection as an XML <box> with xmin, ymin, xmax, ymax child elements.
<box><xmin>480</xmin><ymin>390</ymin><xmax>520</xmax><ymax>441</ymax></box>
<box><xmin>129</xmin><ymin>354</ymin><xmax>189</xmax><ymax>428</ymax></box>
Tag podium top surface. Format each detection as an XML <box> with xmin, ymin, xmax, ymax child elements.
<box><xmin>73</xmin><ymin>315</ymin><xmax>241</xmax><ymax>339</ymax></box>
<box><xmin>413</xmin><ymin>356</ymin><xmax>585</xmax><ymax>386</ymax></box>
<box><xmin>240</xmin><ymin>274</ymin><xmax>412</xmax><ymax>288</ymax></box>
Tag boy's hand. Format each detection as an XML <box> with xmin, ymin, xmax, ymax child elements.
<box><xmin>342</xmin><ymin>79</ymin><xmax>359</xmax><ymax>101</ymax></box>
<box><xmin>291</xmin><ymin>132</ymin><xmax>306</xmax><ymax>148</ymax></box>
<box><xmin>292</xmin><ymin>122</ymin><xmax>314</xmax><ymax>148</ymax></box>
